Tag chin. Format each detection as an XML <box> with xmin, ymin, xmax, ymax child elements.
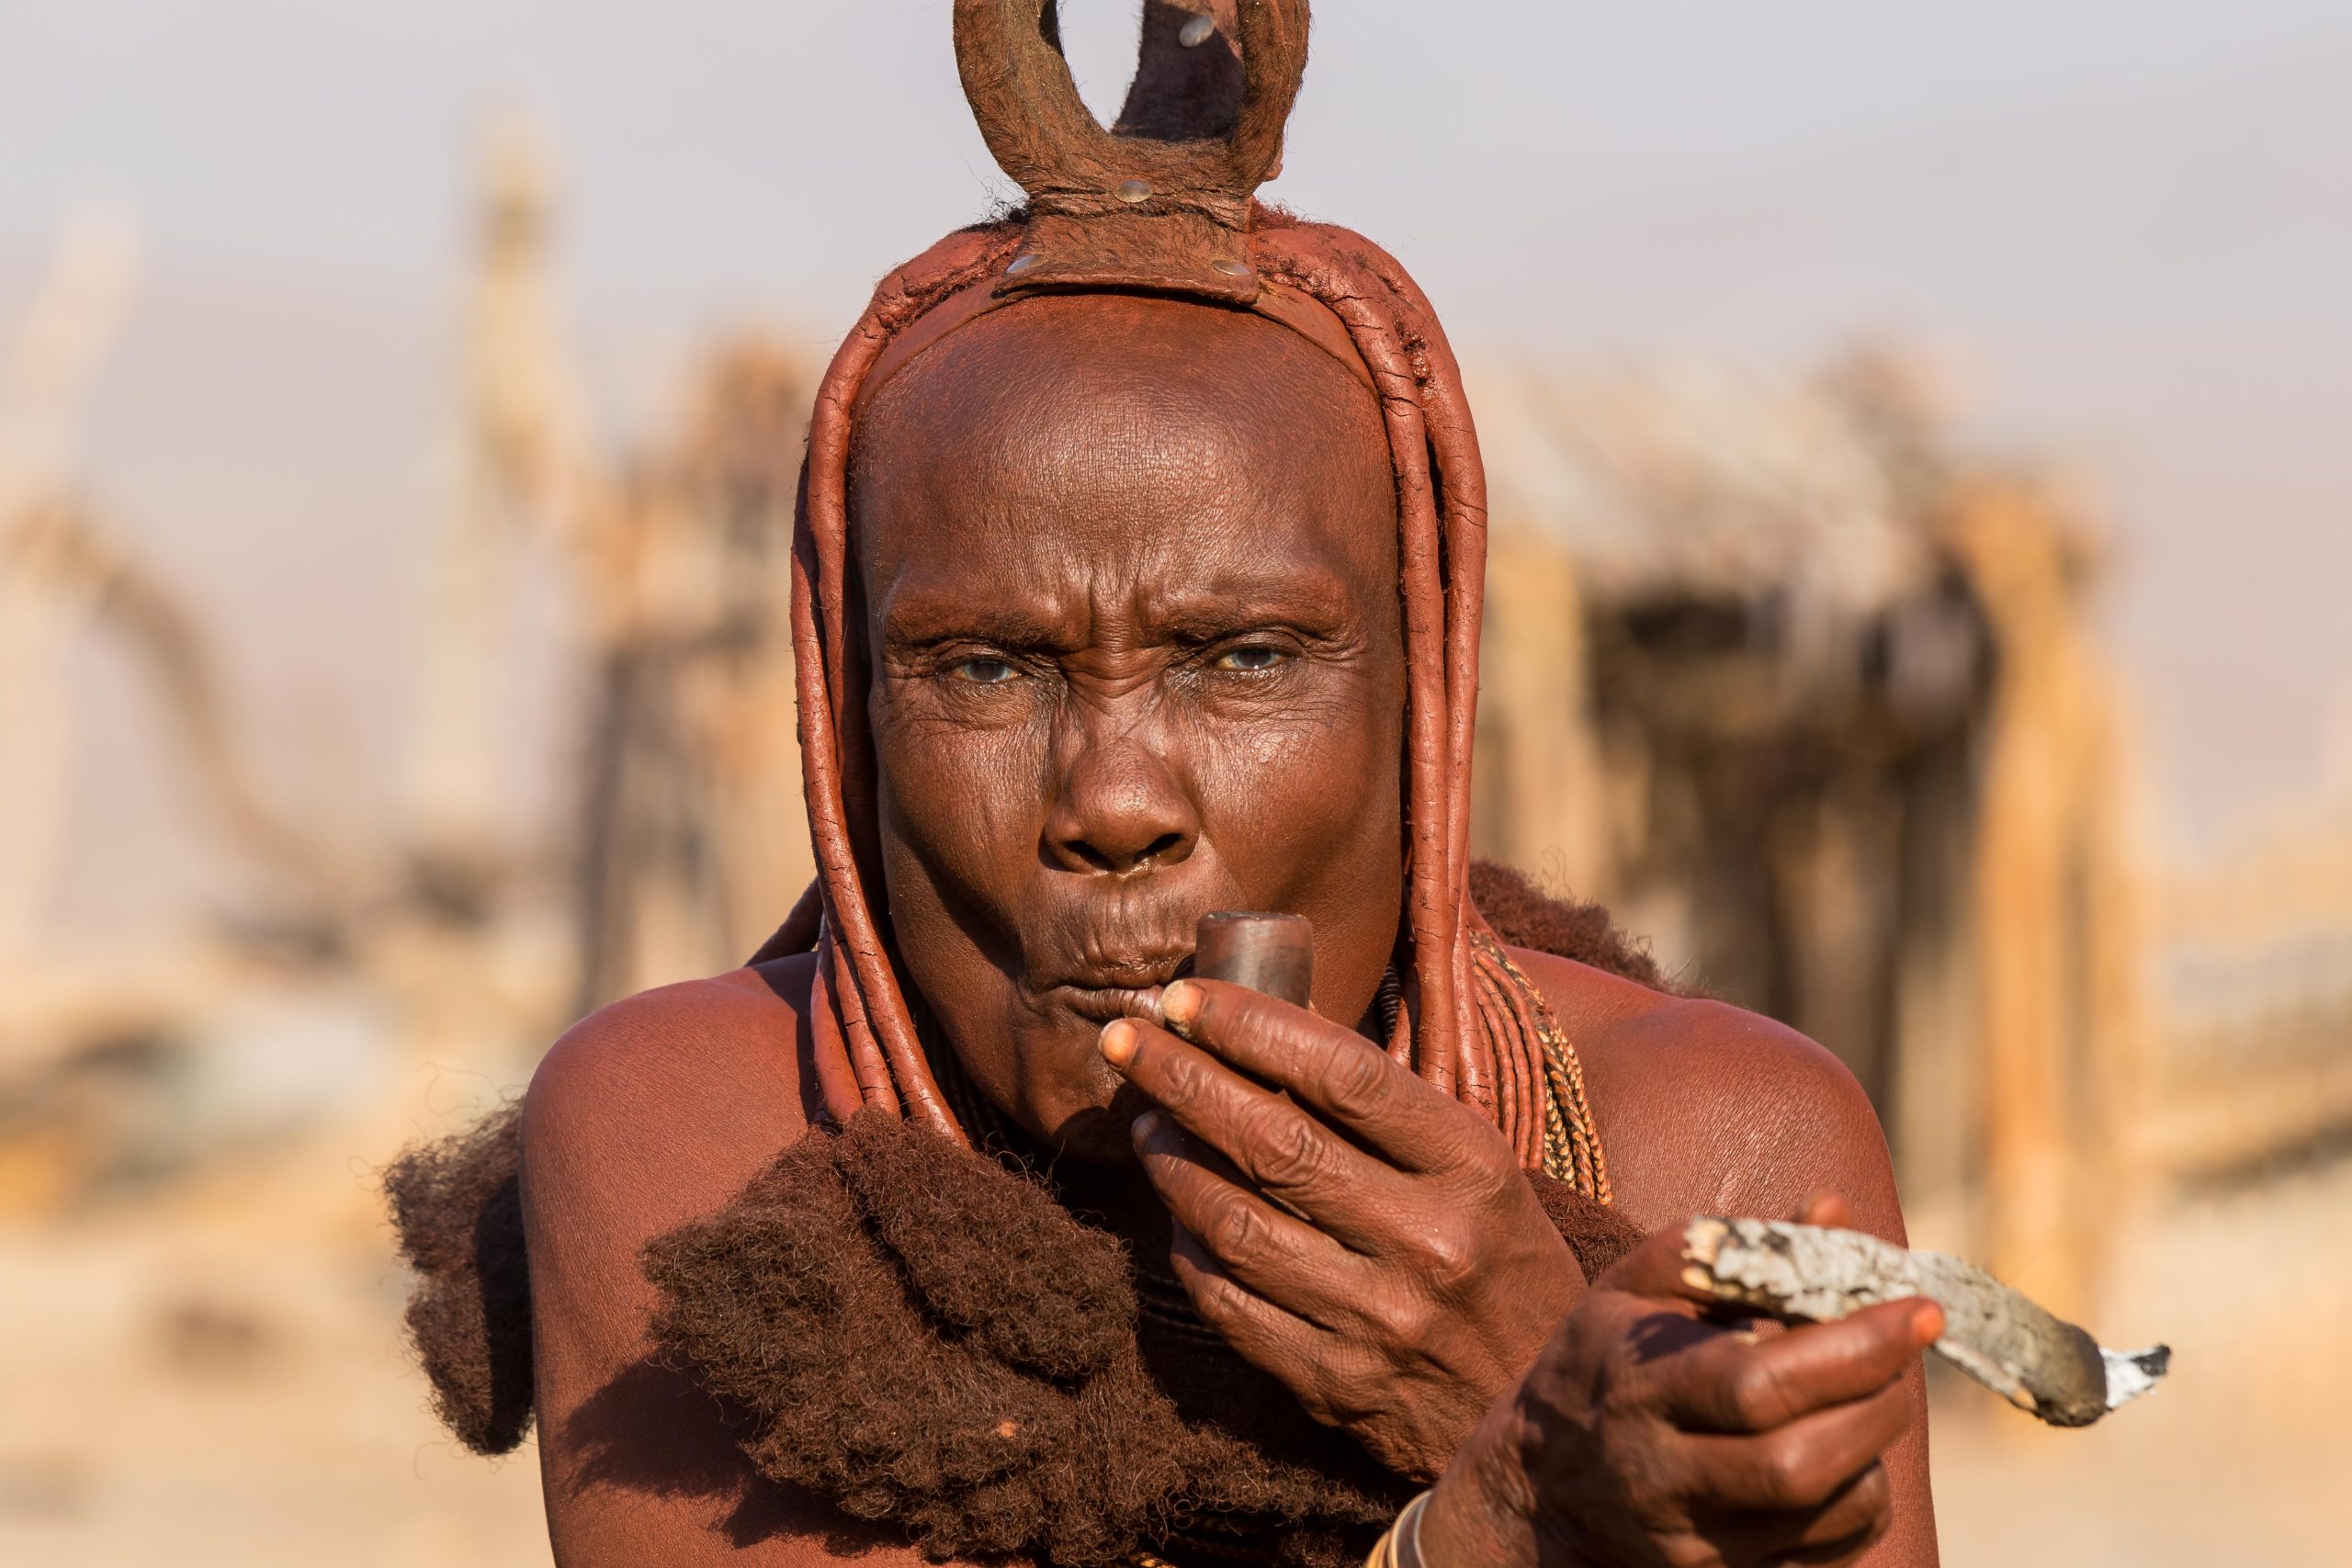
<box><xmin>932</xmin><ymin>976</ymin><xmax>1156</xmax><ymax>1161</ymax></box>
<box><xmin>1016</xmin><ymin>1046</ymin><xmax>1151</xmax><ymax>1165</ymax></box>
<box><xmin>1038</xmin><ymin>1101</ymin><xmax>1142</xmax><ymax>1165</ymax></box>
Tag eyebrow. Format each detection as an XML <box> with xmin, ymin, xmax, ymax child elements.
<box><xmin>876</xmin><ymin>596</ymin><xmax>1070</xmax><ymax>652</ymax></box>
<box><xmin>876</xmin><ymin>571</ymin><xmax>1360</xmax><ymax>653</ymax></box>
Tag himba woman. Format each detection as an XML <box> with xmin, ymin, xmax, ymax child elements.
<box><xmin>390</xmin><ymin>5</ymin><xmax>1940</xmax><ymax>1564</ymax></box>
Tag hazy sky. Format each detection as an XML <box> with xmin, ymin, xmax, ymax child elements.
<box><xmin>8</xmin><ymin>2</ymin><xmax>2346</xmax><ymax>319</ymax></box>
<box><xmin>4</xmin><ymin>0</ymin><xmax>2348</xmax><ymax>919</ymax></box>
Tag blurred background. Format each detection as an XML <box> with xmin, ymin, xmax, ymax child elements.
<box><xmin>3</xmin><ymin>2</ymin><xmax>2347</xmax><ymax>1562</ymax></box>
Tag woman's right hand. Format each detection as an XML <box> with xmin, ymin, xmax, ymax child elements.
<box><xmin>1416</xmin><ymin>1194</ymin><xmax>1939</xmax><ymax>1568</ymax></box>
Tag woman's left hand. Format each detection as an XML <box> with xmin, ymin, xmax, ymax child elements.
<box><xmin>1099</xmin><ymin>976</ymin><xmax>1585</xmax><ymax>1480</ymax></box>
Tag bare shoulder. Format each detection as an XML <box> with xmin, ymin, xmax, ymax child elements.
<box><xmin>1509</xmin><ymin>947</ymin><xmax>1938</xmax><ymax>1563</ymax></box>
<box><xmin>1507</xmin><ymin>947</ymin><xmax>1905</xmax><ymax>1246</ymax></box>
<box><xmin>522</xmin><ymin>953</ymin><xmax>820</xmax><ymax>1250</ymax></box>
<box><xmin>519</xmin><ymin>953</ymin><xmax>899</xmax><ymax>1565</ymax></box>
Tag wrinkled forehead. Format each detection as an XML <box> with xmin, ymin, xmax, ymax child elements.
<box><xmin>849</xmin><ymin>291</ymin><xmax>1398</xmax><ymax>615</ymax></box>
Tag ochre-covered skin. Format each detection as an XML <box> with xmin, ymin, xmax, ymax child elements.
<box><xmin>512</xmin><ymin>280</ymin><xmax>1939</xmax><ymax>1565</ymax></box>
<box><xmin>851</xmin><ymin>294</ymin><xmax>1407</xmax><ymax>1161</ymax></box>
<box><xmin>788</xmin><ymin>209</ymin><xmax>1524</xmax><ymax>1134</ymax></box>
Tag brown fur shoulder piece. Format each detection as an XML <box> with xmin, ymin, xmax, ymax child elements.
<box><xmin>1469</xmin><ymin>858</ymin><xmax>1678</xmax><ymax>992</ymax></box>
<box><xmin>1529</xmin><ymin>1172</ymin><xmax>1645</xmax><ymax>1283</ymax></box>
<box><xmin>382</xmin><ymin>867</ymin><xmax>1668</xmax><ymax>1555</ymax></box>
<box><xmin>387</xmin><ymin>1102</ymin><xmax>1645</xmax><ymax>1564</ymax></box>
<box><xmin>383</xmin><ymin>1103</ymin><xmax>534</xmax><ymax>1455</ymax></box>
<box><xmin>642</xmin><ymin>1111</ymin><xmax>1406</xmax><ymax>1566</ymax></box>
<box><xmin>642</xmin><ymin>1116</ymin><xmax>1647</xmax><ymax>1566</ymax></box>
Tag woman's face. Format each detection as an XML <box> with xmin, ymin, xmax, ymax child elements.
<box><xmin>853</xmin><ymin>293</ymin><xmax>1405</xmax><ymax>1158</ymax></box>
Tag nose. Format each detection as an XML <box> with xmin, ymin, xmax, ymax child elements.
<box><xmin>1043</xmin><ymin>735</ymin><xmax>1199</xmax><ymax>876</ymax></box>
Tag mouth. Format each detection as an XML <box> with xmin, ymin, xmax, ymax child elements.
<box><xmin>1040</xmin><ymin>952</ymin><xmax>1195</xmax><ymax>1024</ymax></box>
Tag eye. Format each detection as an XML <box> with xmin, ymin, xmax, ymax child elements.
<box><xmin>1213</xmin><ymin>644</ymin><xmax>1289</xmax><ymax>673</ymax></box>
<box><xmin>951</xmin><ymin>657</ymin><xmax>1021</xmax><ymax>684</ymax></box>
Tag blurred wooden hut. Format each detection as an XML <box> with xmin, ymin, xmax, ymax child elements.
<box><xmin>567</xmin><ymin>340</ymin><xmax>816</xmax><ymax>1010</ymax></box>
<box><xmin>2147</xmin><ymin>798</ymin><xmax>2352</xmax><ymax>1185</ymax></box>
<box><xmin>1468</xmin><ymin>351</ymin><xmax>2143</xmax><ymax>1316</ymax></box>
<box><xmin>0</xmin><ymin>121</ymin><xmax>818</xmax><ymax>1210</ymax></box>
<box><xmin>415</xmin><ymin>115</ymin><xmax>817</xmax><ymax>1014</ymax></box>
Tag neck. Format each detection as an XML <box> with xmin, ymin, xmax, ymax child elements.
<box><xmin>929</xmin><ymin>1050</ymin><xmax>1187</xmax><ymax>1280</ymax></box>
<box><xmin>959</xmin><ymin>1098</ymin><xmax>1186</xmax><ymax>1281</ymax></box>
<box><xmin>1050</xmin><ymin>1152</ymin><xmax>1183</xmax><ymax>1280</ymax></box>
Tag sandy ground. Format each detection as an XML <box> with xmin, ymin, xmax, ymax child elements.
<box><xmin>1931</xmin><ymin>1154</ymin><xmax>2352</xmax><ymax>1565</ymax></box>
<box><xmin>0</xmin><ymin>1123</ymin><xmax>552</xmax><ymax>1568</ymax></box>
<box><xmin>3</xmin><ymin>1122</ymin><xmax>2346</xmax><ymax>1567</ymax></box>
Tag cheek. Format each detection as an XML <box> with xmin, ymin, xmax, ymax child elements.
<box><xmin>1187</xmin><ymin>656</ymin><xmax>1407</xmax><ymax>898</ymax></box>
<box><xmin>869</xmin><ymin>694</ymin><xmax>1050</xmax><ymax>908</ymax></box>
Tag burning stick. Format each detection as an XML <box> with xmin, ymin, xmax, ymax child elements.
<box><xmin>1682</xmin><ymin>1217</ymin><xmax>2170</xmax><ymax>1427</ymax></box>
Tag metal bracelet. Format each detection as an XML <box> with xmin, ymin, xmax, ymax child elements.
<box><xmin>1393</xmin><ymin>1490</ymin><xmax>1434</xmax><ymax>1568</ymax></box>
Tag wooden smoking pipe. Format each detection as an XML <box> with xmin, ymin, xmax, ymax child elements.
<box><xmin>1192</xmin><ymin>911</ymin><xmax>1315</xmax><ymax>1008</ymax></box>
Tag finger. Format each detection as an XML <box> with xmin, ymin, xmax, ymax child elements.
<box><xmin>1653</xmin><ymin>1301</ymin><xmax>1941</xmax><ymax>1433</ymax></box>
<box><xmin>1694</xmin><ymin>1463</ymin><xmax>1891</xmax><ymax>1565</ymax></box>
<box><xmin>1159</xmin><ymin>978</ymin><xmax>1469</xmax><ymax>1171</ymax></box>
<box><xmin>1132</xmin><ymin>1110</ymin><xmax>1359</xmax><ymax>1328</ymax></box>
<box><xmin>1101</xmin><ymin>1016</ymin><xmax>1394</xmax><ymax>1232</ymax></box>
<box><xmin>1793</xmin><ymin>1190</ymin><xmax>1854</xmax><ymax>1229</ymax></box>
<box><xmin>1674</xmin><ymin>1376</ymin><xmax>1913</xmax><ymax>1513</ymax></box>
<box><xmin>1165</xmin><ymin>1218</ymin><xmax>1326</xmax><ymax>1373</ymax></box>
<box><xmin>1597</xmin><ymin>1221</ymin><xmax>1730</xmax><ymax>1305</ymax></box>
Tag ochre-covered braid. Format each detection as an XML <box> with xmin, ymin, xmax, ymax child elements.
<box><xmin>774</xmin><ymin>2</ymin><xmax>1615</xmax><ymax>1201</ymax></box>
<box><xmin>778</xmin><ymin>215</ymin><xmax>1611</xmax><ymax>1198</ymax></box>
<box><xmin>1469</xmin><ymin>933</ymin><xmax>1612</xmax><ymax>1204</ymax></box>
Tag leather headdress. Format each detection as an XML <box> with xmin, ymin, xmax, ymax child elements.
<box><xmin>763</xmin><ymin>0</ymin><xmax>1607</xmax><ymax>1199</ymax></box>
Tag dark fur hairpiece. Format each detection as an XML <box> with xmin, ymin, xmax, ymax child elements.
<box><xmin>1468</xmin><ymin>861</ymin><xmax>1680</xmax><ymax>995</ymax></box>
<box><xmin>383</xmin><ymin>1103</ymin><xmax>534</xmax><ymax>1453</ymax></box>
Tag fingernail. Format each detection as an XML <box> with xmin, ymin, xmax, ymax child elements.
<box><xmin>1132</xmin><ymin>1109</ymin><xmax>1162</xmax><ymax>1144</ymax></box>
<box><xmin>1100</xmin><ymin>1018</ymin><xmax>1139</xmax><ymax>1068</ymax></box>
<box><xmin>1913</xmin><ymin>1302</ymin><xmax>1946</xmax><ymax>1347</ymax></box>
<box><xmin>1161</xmin><ymin>979</ymin><xmax>1201</xmax><ymax>1032</ymax></box>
